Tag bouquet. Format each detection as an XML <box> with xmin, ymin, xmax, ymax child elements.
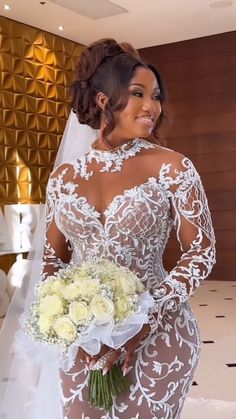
<box><xmin>24</xmin><ymin>258</ymin><xmax>154</xmax><ymax>411</ymax></box>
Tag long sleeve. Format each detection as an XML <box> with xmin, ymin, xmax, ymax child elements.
<box><xmin>41</xmin><ymin>170</ymin><xmax>73</xmax><ymax>281</ymax></box>
<box><xmin>149</xmin><ymin>155</ymin><xmax>216</xmax><ymax>327</ymax></box>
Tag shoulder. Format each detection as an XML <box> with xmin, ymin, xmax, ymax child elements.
<box><xmin>46</xmin><ymin>160</ymin><xmax>80</xmax><ymax>198</ymax></box>
<box><xmin>149</xmin><ymin>144</ymin><xmax>196</xmax><ymax>172</ymax></box>
<box><xmin>150</xmin><ymin>145</ymin><xmax>201</xmax><ymax>190</ymax></box>
<box><xmin>49</xmin><ymin>160</ymin><xmax>77</xmax><ymax>180</ymax></box>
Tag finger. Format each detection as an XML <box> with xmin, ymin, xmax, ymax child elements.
<box><xmin>77</xmin><ymin>348</ymin><xmax>91</xmax><ymax>365</ymax></box>
<box><xmin>89</xmin><ymin>345</ymin><xmax>110</xmax><ymax>369</ymax></box>
<box><xmin>102</xmin><ymin>349</ymin><xmax>121</xmax><ymax>375</ymax></box>
<box><xmin>122</xmin><ymin>350</ymin><xmax>134</xmax><ymax>376</ymax></box>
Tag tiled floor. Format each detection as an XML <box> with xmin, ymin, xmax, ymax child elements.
<box><xmin>1</xmin><ymin>280</ymin><xmax>236</xmax><ymax>418</ymax></box>
<box><xmin>182</xmin><ymin>280</ymin><xmax>236</xmax><ymax>419</ymax></box>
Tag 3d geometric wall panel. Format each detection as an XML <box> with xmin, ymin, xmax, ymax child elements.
<box><xmin>0</xmin><ymin>16</ymin><xmax>84</xmax><ymax>206</ymax></box>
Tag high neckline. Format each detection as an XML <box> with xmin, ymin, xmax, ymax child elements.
<box><xmin>90</xmin><ymin>138</ymin><xmax>139</xmax><ymax>154</ymax></box>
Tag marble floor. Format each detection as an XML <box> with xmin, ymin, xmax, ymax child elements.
<box><xmin>1</xmin><ymin>280</ymin><xmax>236</xmax><ymax>418</ymax></box>
<box><xmin>182</xmin><ymin>280</ymin><xmax>236</xmax><ymax>419</ymax></box>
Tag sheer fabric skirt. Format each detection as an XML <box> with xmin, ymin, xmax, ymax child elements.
<box><xmin>60</xmin><ymin>302</ymin><xmax>201</xmax><ymax>419</ymax></box>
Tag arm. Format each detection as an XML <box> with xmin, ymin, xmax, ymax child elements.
<box><xmin>41</xmin><ymin>170</ymin><xmax>73</xmax><ymax>281</ymax></box>
<box><xmin>149</xmin><ymin>156</ymin><xmax>216</xmax><ymax>330</ymax></box>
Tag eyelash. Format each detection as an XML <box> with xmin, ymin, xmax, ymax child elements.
<box><xmin>131</xmin><ymin>91</ymin><xmax>161</xmax><ymax>101</ymax></box>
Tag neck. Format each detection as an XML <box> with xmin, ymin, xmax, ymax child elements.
<box><xmin>93</xmin><ymin>137</ymin><xmax>136</xmax><ymax>152</ymax></box>
<box><xmin>95</xmin><ymin>132</ymin><xmax>135</xmax><ymax>151</ymax></box>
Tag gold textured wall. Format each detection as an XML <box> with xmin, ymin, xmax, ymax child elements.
<box><xmin>0</xmin><ymin>16</ymin><xmax>84</xmax><ymax>207</ymax></box>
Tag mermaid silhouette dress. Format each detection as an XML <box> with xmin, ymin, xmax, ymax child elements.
<box><xmin>41</xmin><ymin>138</ymin><xmax>216</xmax><ymax>419</ymax></box>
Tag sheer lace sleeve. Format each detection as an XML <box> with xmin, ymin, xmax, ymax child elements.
<box><xmin>41</xmin><ymin>166</ymin><xmax>73</xmax><ymax>281</ymax></box>
<box><xmin>149</xmin><ymin>155</ymin><xmax>216</xmax><ymax>329</ymax></box>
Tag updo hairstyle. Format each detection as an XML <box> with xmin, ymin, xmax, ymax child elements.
<box><xmin>70</xmin><ymin>38</ymin><xmax>165</xmax><ymax>140</ymax></box>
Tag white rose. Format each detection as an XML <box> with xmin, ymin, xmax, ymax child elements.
<box><xmin>39</xmin><ymin>295</ymin><xmax>64</xmax><ymax>316</ymax></box>
<box><xmin>38</xmin><ymin>277</ymin><xmax>54</xmax><ymax>297</ymax></box>
<box><xmin>38</xmin><ymin>313</ymin><xmax>54</xmax><ymax>334</ymax></box>
<box><xmin>76</xmin><ymin>278</ymin><xmax>100</xmax><ymax>298</ymax></box>
<box><xmin>68</xmin><ymin>301</ymin><xmax>90</xmax><ymax>325</ymax></box>
<box><xmin>53</xmin><ymin>316</ymin><xmax>77</xmax><ymax>342</ymax></box>
<box><xmin>50</xmin><ymin>280</ymin><xmax>66</xmax><ymax>297</ymax></box>
<box><xmin>116</xmin><ymin>274</ymin><xmax>136</xmax><ymax>295</ymax></box>
<box><xmin>62</xmin><ymin>283</ymin><xmax>81</xmax><ymax>301</ymax></box>
<box><xmin>90</xmin><ymin>295</ymin><xmax>114</xmax><ymax>324</ymax></box>
<box><xmin>115</xmin><ymin>296</ymin><xmax>132</xmax><ymax>322</ymax></box>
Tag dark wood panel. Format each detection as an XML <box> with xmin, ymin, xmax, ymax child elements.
<box><xmin>166</xmin><ymin>74</ymin><xmax>236</xmax><ymax>101</ymax></box>
<box><xmin>168</xmin><ymin>112</ymin><xmax>236</xmax><ymax>137</ymax></box>
<box><xmin>189</xmin><ymin>152</ymin><xmax>236</xmax><ymax>173</ymax></box>
<box><xmin>167</xmin><ymin>132</ymin><xmax>236</xmax><ymax>154</ymax></box>
<box><xmin>200</xmin><ymin>172</ymin><xmax>236</xmax><ymax>192</ymax></box>
<box><xmin>167</xmin><ymin>93</ymin><xmax>236</xmax><ymax>118</ymax></box>
<box><xmin>140</xmin><ymin>31</ymin><xmax>236</xmax><ymax>63</ymax></box>
<box><xmin>214</xmin><ymin>250</ymin><xmax>236</xmax><ymax>268</ymax></box>
<box><xmin>207</xmin><ymin>191</ymin><xmax>236</xmax><ymax>211</ymax></box>
<box><xmin>141</xmin><ymin>31</ymin><xmax>236</xmax><ymax>282</ymax></box>
<box><xmin>207</xmin><ymin>269</ymin><xmax>236</xmax><ymax>281</ymax></box>
<box><xmin>215</xmin><ymin>231</ymin><xmax>236</xmax><ymax>249</ymax></box>
<box><xmin>211</xmin><ymin>211</ymin><xmax>236</xmax><ymax>230</ymax></box>
<box><xmin>155</xmin><ymin>53</ymin><xmax>236</xmax><ymax>83</ymax></box>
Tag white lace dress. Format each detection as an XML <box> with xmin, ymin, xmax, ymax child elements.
<box><xmin>41</xmin><ymin>138</ymin><xmax>216</xmax><ymax>419</ymax></box>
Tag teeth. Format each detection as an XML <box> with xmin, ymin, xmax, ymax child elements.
<box><xmin>138</xmin><ymin>117</ymin><xmax>153</xmax><ymax>122</ymax></box>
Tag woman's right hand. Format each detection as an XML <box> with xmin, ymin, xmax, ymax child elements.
<box><xmin>77</xmin><ymin>345</ymin><xmax>122</xmax><ymax>373</ymax></box>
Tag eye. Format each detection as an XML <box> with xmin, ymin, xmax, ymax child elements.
<box><xmin>153</xmin><ymin>93</ymin><xmax>161</xmax><ymax>101</ymax></box>
<box><xmin>130</xmin><ymin>91</ymin><xmax>143</xmax><ymax>98</ymax></box>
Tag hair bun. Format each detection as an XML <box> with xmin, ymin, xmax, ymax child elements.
<box><xmin>119</xmin><ymin>42</ymin><xmax>140</xmax><ymax>59</ymax></box>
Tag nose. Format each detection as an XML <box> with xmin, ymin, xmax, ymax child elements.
<box><xmin>141</xmin><ymin>96</ymin><xmax>159</xmax><ymax>115</ymax></box>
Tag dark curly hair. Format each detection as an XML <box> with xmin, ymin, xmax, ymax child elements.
<box><xmin>70</xmin><ymin>38</ymin><xmax>166</xmax><ymax>142</ymax></box>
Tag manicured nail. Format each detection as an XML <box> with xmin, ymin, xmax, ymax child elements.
<box><xmin>86</xmin><ymin>356</ymin><xmax>90</xmax><ymax>364</ymax></box>
<box><xmin>102</xmin><ymin>367</ymin><xmax>108</xmax><ymax>376</ymax></box>
<box><xmin>123</xmin><ymin>368</ymin><xmax>128</xmax><ymax>376</ymax></box>
<box><xmin>89</xmin><ymin>360</ymin><xmax>96</xmax><ymax>369</ymax></box>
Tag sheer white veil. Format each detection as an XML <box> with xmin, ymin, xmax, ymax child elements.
<box><xmin>0</xmin><ymin>111</ymin><xmax>98</xmax><ymax>419</ymax></box>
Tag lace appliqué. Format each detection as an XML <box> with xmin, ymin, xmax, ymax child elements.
<box><xmin>75</xmin><ymin>139</ymin><xmax>155</xmax><ymax>180</ymax></box>
<box><xmin>41</xmin><ymin>145</ymin><xmax>216</xmax><ymax>419</ymax></box>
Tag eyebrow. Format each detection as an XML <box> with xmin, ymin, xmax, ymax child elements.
<box><xmin>129</xmin><ymin>82</ymin><xmax>160</xmax><ymax>91</ymax></box>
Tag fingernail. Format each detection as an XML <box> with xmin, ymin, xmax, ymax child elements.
<box><xmin>89</xmin><ymin>360</ymin><xmax>96</xmax><ymax>369</ymax></box>
<box><xmin>102</xmin><ymin>367</ymin><xmax>108</xmax><ymax>376</ymax></box>
<box><xmin>123</xmin><ymin>368</ymin><xmax>128</xmax><ymax>376</ymax></box>
<box><xmin>86</xmin><ymin>356</ymin><xmax>90</xmax><ymax>364</ymax></box>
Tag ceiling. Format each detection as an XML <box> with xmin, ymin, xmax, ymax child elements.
<box><xmin>1</xmin><ymin>0</ymin><xmax>236</xmax><ymax>48</ymax></box>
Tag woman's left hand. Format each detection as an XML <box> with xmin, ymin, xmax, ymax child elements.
<box><xmin>88</xmin><ymin>324</ymin><xmax>151</xmax><ymax>376</ymax></box>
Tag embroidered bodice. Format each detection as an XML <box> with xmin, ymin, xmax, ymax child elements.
<box><xmin>41</xmin><ymin>138</ymin><xmax>216</xmax><ymax>325</ymax></box>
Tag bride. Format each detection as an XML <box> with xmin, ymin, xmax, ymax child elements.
<box><xmin>0</xmin><ymin>38</ymin><xmax>216</xmax><ymax>419</ymax></box>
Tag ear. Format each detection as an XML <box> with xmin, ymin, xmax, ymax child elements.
<box><xmin>96</xmin><ymin>92</ymin><xmax>109</xmax><ymax>110</ymax></box>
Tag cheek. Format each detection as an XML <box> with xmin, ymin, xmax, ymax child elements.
<box><xmin>155</xmin><ymin>102</ymin><xmax>162</xmax><ymax>119</ymax></box>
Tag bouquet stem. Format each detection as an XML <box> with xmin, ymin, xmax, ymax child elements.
<box><xmin>88</xmin><ymin>364</ymin><xmax>131</xmax><ymax>411</ymax></box>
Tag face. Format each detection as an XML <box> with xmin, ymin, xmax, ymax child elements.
<box><xmin>110</xmin><ymin>67</ymin><xmax>162</xmax><ymax>142</ymax></box>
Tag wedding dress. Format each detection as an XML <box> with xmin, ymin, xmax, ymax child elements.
<box><xmin>39</xmin><ymin>137</ymin><xmax>216</xmax><ymax>419</ymax></box>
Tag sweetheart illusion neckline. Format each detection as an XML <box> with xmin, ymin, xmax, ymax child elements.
<box><xmin>75</xmin><ymin>176</ymin><xmax>165</xmax><ymax>228</ymax></box>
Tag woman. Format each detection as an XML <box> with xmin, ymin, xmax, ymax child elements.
<box><xmin>41</xmin><ymin>38</ymin><xmax>216</xmax><ymax>418</ymax></box>
<box><xmin>0</xmin><ymin>38</ymin><xmax>215</xmax><ymax>419</ymax></box>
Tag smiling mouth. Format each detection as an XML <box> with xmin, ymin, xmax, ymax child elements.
<box><xmin>136</xmin><ymin>116</ymin><xmax>154</xmax><ymax>126</ymax></box>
